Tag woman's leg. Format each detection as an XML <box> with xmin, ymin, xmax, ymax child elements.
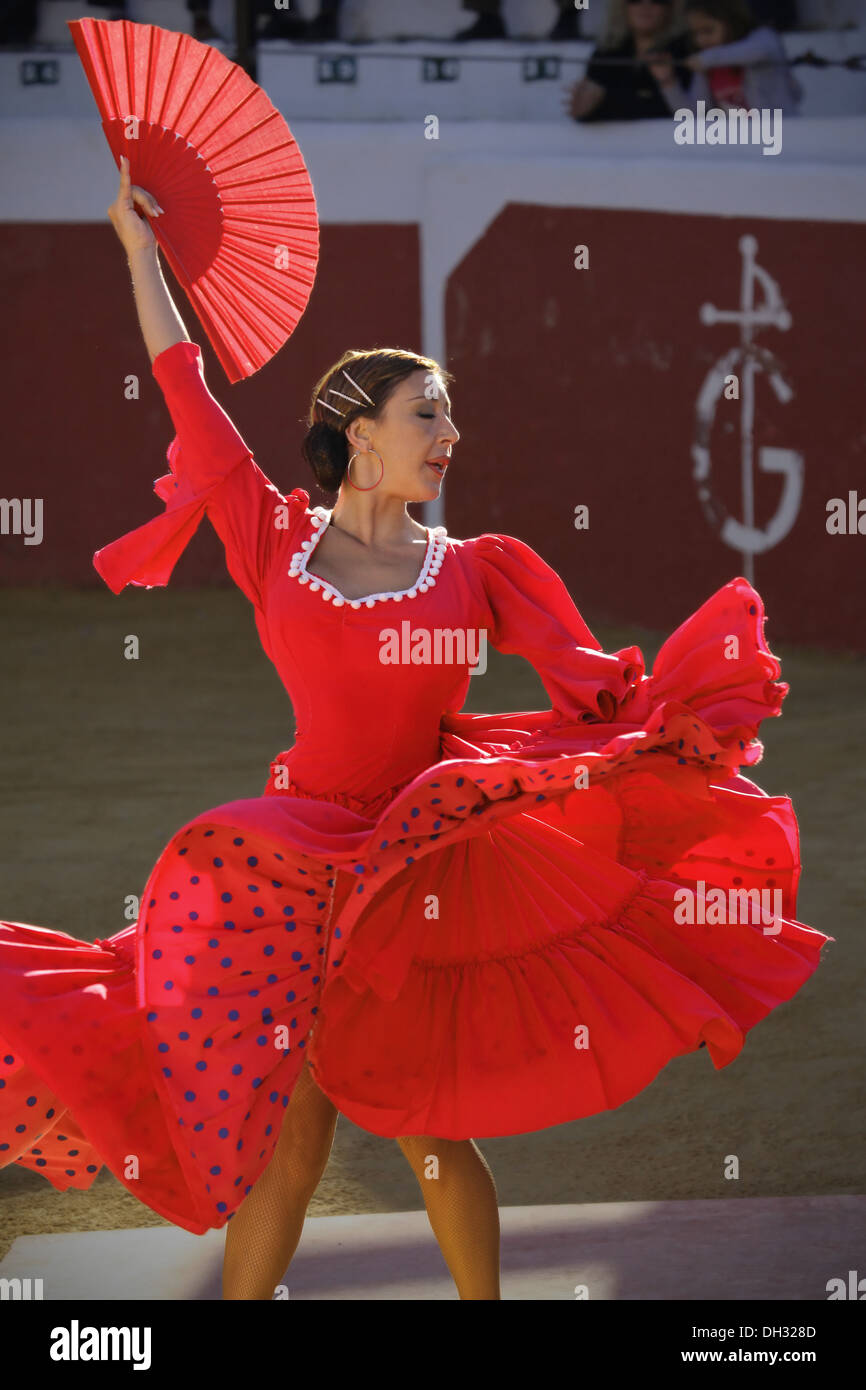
<box><xmin>222</xmin><ymin>1058</ymin><xmax>339</xmax><ymax>1300</ymax></box>
<box><xmin>396</xmin><ymin>1134</ymin><xmax>501</xmax><ymax>1299</ymax></box>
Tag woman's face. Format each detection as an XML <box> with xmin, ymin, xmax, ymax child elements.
<box><xmin>345</xmin><ymin>368</ymin><xmax>459</xmax><ymax>503</ymax></box>
<box><xmin>687</xmin><ymin>11</ymin><xmax>729</xmax><ymax>47</ymax></box>
<box><xmin>626</xmin><ymin>0</ymin><xmax>672</xmax><ymax>39</ymax></box>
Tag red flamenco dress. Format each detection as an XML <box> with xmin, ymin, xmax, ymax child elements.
<box><xmin>0</xmin><ymin>341</ymin><xmax>832</xmax><ymax>1235</ymax></box>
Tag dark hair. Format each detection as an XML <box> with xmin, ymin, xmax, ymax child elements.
<box><xmin>684</xmin><ymin>0</ymin><xmax>757</xmax><ymax>41</ymax></box>
<box><xmin>601</xmin><ymin>0</ymin><xmax>687</xmax><ymax>48</ymax></box>
<box><xmin>301</xmin><ymin>348</ymin><xmax>453</xmax><ymax>494</ymax></box>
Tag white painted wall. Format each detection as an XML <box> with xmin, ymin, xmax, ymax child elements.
<box><xmin>3</xmin><ymin>114</ymin><xmax>864</xmax><ymax>224</ymax></box>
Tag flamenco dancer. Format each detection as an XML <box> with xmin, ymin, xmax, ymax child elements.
<box><xmin>0</xmin><ymin>158</ymin><xmax>831</xmax><ymax>1301</ymax></box>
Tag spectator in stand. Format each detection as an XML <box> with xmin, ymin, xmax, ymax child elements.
<box><xmin>651</xmin><ymin>0</ymin><xmax>802</xmax><ymax>114</ymax></box>
<box><xmin>0</xmin><ymin>0</ymin><xmax>37</xmax><ymax>44</ymax></box>
<box><xmin>0</xmin><ymin>0</ymin><xmax>801</xmax><ymax>50</ymax></box>
<box><xmin>0</xmin><ymin>1</ymin><xmax>225</xmax><ymax>45</ymax></box>
<box><xmin>564</xmin><ymin>0</ymin><xmax>691</xmax><ymax>123</ymax></box>
<box><xmin>0</xmin><ymin>1</ymin><xmax>346</xmax><ymax>48</ymax></box>
<box><xmin>456</xmin><ymin>0</ymin><xmax>582</xmax><ymax>41</ymax></box>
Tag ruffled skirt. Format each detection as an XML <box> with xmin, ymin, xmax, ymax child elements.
<box><xmin>0</xmin><ymin>580</ymin><xmax>832</xmax><ymax>1233</ymax></box>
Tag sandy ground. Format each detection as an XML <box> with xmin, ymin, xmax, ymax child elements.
<box><xmin>0</xmin><ymin>585</ymin><xmax>863</xmax><ymax>1261</ymax></box>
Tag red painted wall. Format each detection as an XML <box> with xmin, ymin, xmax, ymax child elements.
<box><xmin>444</xmin><ymin>204</ymin><xmax>865</xmax><ymax>652</ymax></box>
<box><xmin>0</xmin><ymin>222</ymin><xmax>421</xmax><ymax>587</ymax></box>
<box><xmin>2</xmin><ymin>208</ymin><xmax>863</xmax><ymax>652</ymax></box>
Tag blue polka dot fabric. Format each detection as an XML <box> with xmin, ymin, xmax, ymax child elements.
<box><xmin>0</xmin><ymin>820</ymin><xmax>342</xmax><ymax>1234</ymax></box>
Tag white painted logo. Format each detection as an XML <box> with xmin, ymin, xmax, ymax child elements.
<box><xmin>692</xmin><ymin>235</ymin><xmax>803</xmax><ymax>581</ymax></box>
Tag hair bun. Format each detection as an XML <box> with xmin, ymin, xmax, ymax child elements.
<box><xmin>302</xmin><ymin>420</ymin><xmax>347</xmax><ymax>493</ymax></box>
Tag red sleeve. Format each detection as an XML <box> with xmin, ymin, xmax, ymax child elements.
<box><xmin>644</xmin><ymin>577</ymin><xmax>788</xmax><ymax>751</ymax></box>
<box><xmin>93</xmin><ymin>340</ymin><xmax>308</xmax><ymax>608</ymax></box>
<box><xmin>474</xmin><ymin>536</ymin><xmax>788</xmax><ymax>760</ymax></box>
<box><xmin>472</xmin><ymin>533</ymin><xmax>646</xmax><ymax>724</ymax></box>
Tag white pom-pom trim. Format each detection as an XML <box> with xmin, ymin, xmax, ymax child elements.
<box><xmin>289</xmin><ymin>512</ymin><xmax>448</xmax><ymax>608</ymax></box>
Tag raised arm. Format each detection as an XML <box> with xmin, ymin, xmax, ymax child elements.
<box><xmin>106</xmin><ymin>156</ymin><xmax>188</xmax><ymax>361</ymax></box>
<box><xmin>95</xmin><ymin>158</ymin><xmax>308</xmax><ymax>604</ymax></box>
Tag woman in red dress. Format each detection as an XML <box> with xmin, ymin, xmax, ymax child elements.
<box><xmin>0</xmin><ymin>160</ymin><xmax>832</xmax><ymax>1300</ymax></box>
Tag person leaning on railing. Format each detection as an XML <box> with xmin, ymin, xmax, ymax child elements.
<box><xmin>651</xmin><ymin>0</ymin><xmax>803</xmax><ymax>115</ymax></box>
<box><xmin>564</xmin><ymin>0</ymin><xmax>692</xmax><ymax>124</ymax></box>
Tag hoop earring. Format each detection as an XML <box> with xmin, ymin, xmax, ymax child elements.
<box><xmin>346</xmin><ymin>448</ymin><xmax>384</xmax><ymax>491</ymax></box>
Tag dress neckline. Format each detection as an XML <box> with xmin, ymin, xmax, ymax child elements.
<box><xmin>288</xmin><ymin>506</ymin><xmax>448</xmax><ymax>609</ymax></box>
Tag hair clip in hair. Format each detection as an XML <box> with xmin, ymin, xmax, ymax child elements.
<box><xmin>327</xmin><ymin>388</ymin><xmax>366</xmax><ymax>407</ymax></box>
<box><xmin>340</xmin><ymin>368</ymin><xmax>374</xmax><ymax>405</ymax></box>
<box><xmin>316</xmin><ymin>366</ymin><xmax>375</xmax><ymax>423</ymax></box>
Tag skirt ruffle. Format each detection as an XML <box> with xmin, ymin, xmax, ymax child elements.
<box><xmin>0</xmin><ymin>580</ymin><xmax>833</xmax><ymax>1234</ymax></box>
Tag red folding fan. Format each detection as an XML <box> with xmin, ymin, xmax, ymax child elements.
<box><xmin>69</xmin><ymin>16</ymin><xmax>319</xmax><ymax>381</ymax></box>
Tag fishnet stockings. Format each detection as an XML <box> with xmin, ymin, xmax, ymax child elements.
<box><xmin>222</xmin><ymin>1059</ymin><xmax>338</xmax><ymax>1299</ymax></box>
<box><xmin>222</xmin><ymin>1062</ymin><xmax>501</xmax><ymax>1300</ymax></box>
<box><xmin>396</xmin><ymin>1134</ymin><xmax>501</xmax><ymax>1299</ymax></box>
